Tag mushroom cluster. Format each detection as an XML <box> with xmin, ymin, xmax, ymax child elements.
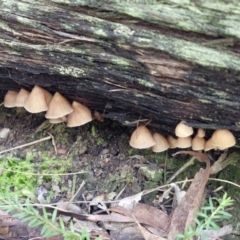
<box><xmin>3</xmin><ymin>87</ymin><xmax>93</xmax><ymax>127</ymax></box>
<box><xmin>129</xmin><ymin>121</ymin><xmax>236</xmax><ymax>152</ymax></box>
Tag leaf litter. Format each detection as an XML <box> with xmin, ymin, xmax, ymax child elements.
<box><xmin>0</xmin><ymin>109</ymin><xmax>237</xmax><ymax>239</ymax></box>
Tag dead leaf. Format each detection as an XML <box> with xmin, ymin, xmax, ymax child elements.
<box><xmin>168</xmin><ymin>151</ymin><xmax>211</xmax><ymax>239</ymax></box>
<box><xmin>132</xmin><ymin>214</ymin><xmax>166</xmax><ymax>240</ymax></box>
<box><xmin>118</xmin><ymin>192</ymin><xmax>143</xmax><ymax>209</ymax></box>
<box><xmin>110</xmin><ymin>203</ymin><xmax>169</xmax><ymax>232</ymax></box>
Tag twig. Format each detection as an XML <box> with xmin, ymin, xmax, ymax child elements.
<box><xmin>0</xmin><ymin>136</ymin><xmax>52</xmax><ymax>154</ymax></box>
<box><xmin>167</xmin><ymin>156</ymin><xmax>195</xmax><ymax>183</ymax></box>
<box><xmin>2</xmin><ymin>169</ymin><xmax>87</xmax><ymax>176</ymax></box>
<box><xmin>63</xmin><ymin>181</ymin><xmax>86</xmax><ymax>210</ymax></box>
<box><xmin>47</xmin><ymin>132</ymin><xmax>57</xmax><ymax>154</ymax></box>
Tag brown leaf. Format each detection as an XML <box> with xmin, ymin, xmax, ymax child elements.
<box><xmin>110</xmin><ymin>203</ymin><xmax>170</xmax><ymax>232</ymax></box>
<box><xmin>168</xmin><ymin>151</ymin><xmax>211</xmax><ymax>239</ymax></box>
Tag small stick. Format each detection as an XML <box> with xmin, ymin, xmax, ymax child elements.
<box><xmin>63</xmin><ymin>180</ymin><xmax>86</xmax><ymax>210</ymax></box>
<box><xmin>47</xmin><ymin>132</ymin><xmax>57</xmax><ymax>154</ymax></box>
<box><xmin>0</xmin><ymin>136</ymin><xmax>51</xmax><ymax>154</ymax></box>
<box><xmin>167</xmin><ymin>156</ymin><xmax>195</xmax><ymax>183</ymax></box>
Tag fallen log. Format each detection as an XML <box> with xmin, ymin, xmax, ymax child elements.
<box><xmin>0</xmin><ymin>0</ymin><xmax>240</xmax><ymax>138</ymax></box>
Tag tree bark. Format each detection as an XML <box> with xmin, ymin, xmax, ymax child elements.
<box><xmin>1</xmin><ymin>0</ymin><xmax>240</xmax><ymax>137</ymax></box>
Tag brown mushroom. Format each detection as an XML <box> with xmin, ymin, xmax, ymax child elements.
<box><xmin>4</xmin><ymin>90</ymin><xmax>18</xmax><ymax>108</ymax></box>
<box><xmin>152</xmin><ymin>132</ymin><xmax>169</xmax><ymax>152</ymax></box>
<box><xmin>24</xmin><ymin>86</ymin><xmax>52</xmax><ymax>113</ymax></box>
<box><xmin>129</xmin><ymin>125</ymin><xmax>156</xmax><ymax>149</ymax></box>
<box><xmin>67</xmin><ymin>101</ymin><xmax>92</xmax><ymax>127</ymax></box>
<box><xmin>45</xmin><ymin>92</ymin><xmax>73</xmax><ymax>119</ymax></box>
<box><xmin>15</xmin><ymin>88</ymin><xmax>30</xmax><ymax>107</ymax></box>
<box><xmin>175</xmin><ymin>121</ymin><xmax>193</xmax><ymax>137</ymax></box>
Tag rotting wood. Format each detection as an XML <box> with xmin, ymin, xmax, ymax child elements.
<box><xmin>0</xmin><ymin>0</ymin><xmax>240</xmax><ymax>138</ymax></box>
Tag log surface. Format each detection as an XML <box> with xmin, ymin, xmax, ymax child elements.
<box><xmin>0</xmin><ymin>0</ymin><xmax>240</xmax><ymax>137</ymax></box>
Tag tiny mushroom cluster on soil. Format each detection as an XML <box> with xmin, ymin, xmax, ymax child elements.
<box><xmin>129</xmin><ymin>121</ymin><xmax>236</xmax><ymax>152</ymax></box>
<box><xmin>3</xmin><ymin>86</ymin><xmax>93</xmax><ymax>127</ymax></box>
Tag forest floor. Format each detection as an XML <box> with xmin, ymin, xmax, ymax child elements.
<box><xmin>0</xmin><ymin>106</ymin><xmax>240</xmax><ymax>239</ymax></box>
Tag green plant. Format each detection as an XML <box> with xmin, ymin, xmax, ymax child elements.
<box><xmin>176</xmin><ymin>192</ymin><xmax>233</xmax><ymax>240</ymax></box>
<box><xmin>0</xmin><ymin>191</ymin><xmax>102</xmax><ymax>240</ymax></box>
<box><xmin>96</xmin><ymin>137</ymin><xmax>104</xmax><ymax>145</ymax></box>
<box><xmin>0</xmin><ymin>153</ymin><xmax>71</xmax><ymax>197</ymax></box>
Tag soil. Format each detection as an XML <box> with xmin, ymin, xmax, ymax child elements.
<box><xmin>0</xmin><ymin>106</ymin><xmax>240</xmax><ymax>239</ymax></box>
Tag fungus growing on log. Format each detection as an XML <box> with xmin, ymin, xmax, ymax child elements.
<box><xmin>24</xmin><ymin>86</ymin><xmax>52</xmax><ymax>113</ymax></box>
<box><xmin>205</xmin><ymin>129</ymin><xmax>236</xmax><ymax>151</ymax></box>
<box><xmin>151</xmin><ymin>132</ymin><xmax>169</xmax><ymax>152</ymax></box>
<box><xmin>15</xmin><ymin>89</ymin><xmax>30</xmax><ymax>107</ymax></box>
<box><xmin>49</xmin><ymin>116</ymin><xmax>67</xmax><ymax>124</ymax></box>
<box><xmin>45</xmin><ymin>92</ymin><xmax>73</xmax><ymax>119</ymax></box>
<box><xmin>67</xmin><ymin>101</ymin><xmax>92</xmax><ymax>127</ymax></box>
<box><xmin>167</xmin><ymin>136</ymin><xmax>178</xmax><ymax>149</ymax></box>
<box><xmin>176</xmin><ymin>136</ymin><xmax>192</xmax><ymax>148</ymax></box>
<box><xmin>175</xmin><ymin>121</ymin><xmax>193</xmax><ymax>138</ymax></box>
<box><xmin>197</xmin><ymin>128</ymin><xmax>205</xmax><ymax>138</ymax></box>
<box><xmin>129</xmin><ymin>125</ymin><xmax>156</xmax><ymax>149</ymax></box>
<box><xmin>192</xmin><ymin>135</ymin><xmax>205</xmax><ymax>151</ymax></box>
<box><xmin>4</xmin><ymin>90</ymin><xmax>18</xmax><ymax>108</ymax></box>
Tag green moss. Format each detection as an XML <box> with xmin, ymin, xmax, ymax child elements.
<box><xmin>0</xmin><ymin>152</ymin><xmax>72</xmax><ymax>198</ymax></box>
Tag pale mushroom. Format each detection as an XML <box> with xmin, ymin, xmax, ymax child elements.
<box><xmin>197</xmin><ymin>128</ymin><xmax>205</xmax><ymax>138</ymax></box>
<box><xmin>4</xmin><ymin>90</ymin><xmax>18</xmax><ymax>108</ymax></box>
<box><xmin>129</xmin><ymin>125</ymin><xmax>156</xmax><ymax>149</ymax></box>
<box><xmin>67</xmin><ymin>101</ymin><xmax>92</xmax><ymax>127</ymax></box>
<box><xmin>204</xmin><ymin>129</ymin><xmax>235</xmax><ymax>151</ymax></box>
<box><xmin>24</xmin><ymin>86</ymin><xmax>52</xmax><ymax>113</ymax></box>
<box><xmin>45</xmin><ymin>92</ymin><xmax>73</xmax><ymax>119</ymax></box>
<box><xmin>175</xmin><ymin>121</ymin><xmax>193</xmax><ymax>138</ymax></box>
<box><xmin>176</xmin><ymin>136</ymin><xmax>192</xmax><ymax>148</ymax></box>
<box><xmin>152</xmin><ymin>132</ymin><xmax>169</xmax><ymax>153</ymax></box>
<box><xmin>192</xmin><ymin>135</ymin><xmax>205</xmax><ymax>151</ymax></box>
<box><xmin>167</xmin><ymin>136</ymin><xmax>178</xmax><ymax>149</ymax></box>
<box><xmin>49</xmin><ymin>116</ymin><xmax>67</xmax><ymax>124</ymax></box>
<box><xmin>15</xmin><ymin>88</ymin><xmax>30</xmax><ymax>107</ymax></box>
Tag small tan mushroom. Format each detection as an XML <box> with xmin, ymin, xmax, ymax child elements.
<box><xmin>4</xmin><ymin>90</ymin><xmax>18</xmax><ymax>108</ymax></box>
<box><xmin>175</xmin><ymin>121</ymin><xmax>193</xmax><ymax>138</ymax></box>
<box><xmin>49</xmin><ymin>116</ymin><xmax>67</xmax><ymax>124</ymax></box>
<box><xmin>15</xmin><ymin>88</ymin><xmax>30</xmax><ymax>107</ymax></box>
<box><xmin>167</xmin><ymin>136</ymin><xmax>178</xmax><ymax>149</ymax></box>
<box><xmin>176</xmin><ymin>137</ymin><xmax>192</xmax><ymax>148</ymax></box>
<box><xmin>129</xmin><ymin>125</ymin><xmax>156</xmax><ymax>149</ymax></box>
<box><xmin>204</xmin><ymin>129</ymin><xmax>235</xmax><ymax>151</ymax></box>
<box><xmin>67</xmin><ymin>101</ymin><xmax>92</xmax><ymax>127</ymax></box>
<box><xmin>151</xmin><ymin>132</ymin><xmax>169</xmax><ymax>153</ymax></box>
<box><xmin>192</xmin><ymin>135</ymin><xmax>205</xmax><ymax>151</ymax></box>
<box><xmin>45</xmin><ymin>92</ymin><xmax>73</xmax><ymax>119</ymax></box>
<box><xmin>24</xmin><ymin>86</ymin><xmax>52</xmax><ymax>113</ymax></box>
<box><xmin>197</xmin><ymin>128</ymin><xmax>205</xmax><ymax>138</ymax></box>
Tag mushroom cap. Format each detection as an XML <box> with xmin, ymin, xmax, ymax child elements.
<box><xmin>15</xmin><ymin>88</ymin><xmax>30</xmax><ymax>107</ymax></box>
<box><xmin>67</xmin><ymin>101</ymin><xmax>92</xmax><ymax>127</ymax></box>
<box><xmin>175</xmin><ymin>121</ymin><xmax>193</xmax><ymax>137</ymax></box>
<box><xmin>197</xmin><ymin>128</ymin><xmax>206</xmax><ymax>138</ymax></box>
<box><xmin>129</xmin><ymin>125</ymin><xmax>156</xmax><ymax>149</ymax></box>
<box><xmin>4</xmin><ymin>90</ymin><xmax>18</xmax><ymax>108</ymax></box>
<box><xmin>49</xmin><ymin>116</ymin><xmax>67</xmax><ymax>124</ymax></box>
<box><xmin>204</xmin><ymin>139</ymin><xmax>215</xmax><ymax>151</ymax></box>
<box><xmin>176</xmin><ymin>137</ymin><xmax>192</xmax><ymax>148</ymax></box>
<box><xmin>151</xmin><ymin>132</ymin><xmax>169</xmax><ymax>153</ymax></box>
<box><xmin>167</xmin><ymin>136</ymin><xmax>178</xmax><ymax>149</ymax></box>
<box><xmin>208</xmin><ymin>129</ymin><xmax>236</xmax><ymax>150</ymax></box>
<box><xmin>24</xmin><ymin>86</ymin><xmax>52</xmax><ymax>113</ymax></box>
<box><xmin>192</xmin><ymin>135</ymin><xmax>205</xmax><ymax>151</ymax></box>
<box><xmin>45</xmin><ymin>92</ymin><xmax>73</xmax><ymax>119</ymax></box>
